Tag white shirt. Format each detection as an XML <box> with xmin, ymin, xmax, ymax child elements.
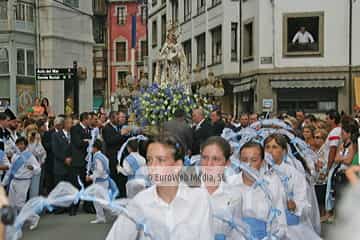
<box><xmin>277</xmin><ymin>162</ymin><xmax>309</xmax><ymax>217</ymax></box>
<box><xmin>227</xmin><ymin>171</ymin><xmax>288</xmax><ymax>239</ymax></box>
<box><xmin>90</xmin><ymin>152</ymin><xmax>109</xmax><ymax>181</ymax></box>
<box><xmin>324</xmin><ymin>127</ymin><xmax>341</xmax><ymax>168</ymax></box>
<box><xmin>106</xmin><ymin>183</ymin><xmax>214</xmax><ymax>240</ymax></box>
<box><xmin>292</xmin><ymin>31</ymin><xmax>315</xmax><ymax>44</ymax></box>
<box><xmin>2</xmin><ymin>151</ymin><xmax>41</xmax><ymax>185</ymax></box>
<box><xmin>208</xmin><ymin>181</ymin><xmax>246</xmax><ymax>240</ymax></box>
<box><xmin>27</xmin><ymin>141</ymin><xmax>47</xmax><ymax>165</ymax></box>
<box><xmin>120</xmin><ymin>152</ymin><xmax>147</xmax><ymax>176</ymax></box>
<box><xmin>195</xmin><ymin>119</ymin><xmax>205</xmax><ymax>131</ymax></box>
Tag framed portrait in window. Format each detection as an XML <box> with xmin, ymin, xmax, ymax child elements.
<box><xmin>283</xmin><ymin>12</ymin><xmax>324</xmax><ymax>57</ymax></box>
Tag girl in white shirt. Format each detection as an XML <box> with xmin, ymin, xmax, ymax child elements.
<box><xmin>200</xmin><ymin>136</ymin><xmax>247</xmax><ymax>240</ymax></box>
<box><xmin>264</xmin><ymin>134</ymin><xmax>321</xmax><ymax>240</ymax></box>
<box><xmin>106</xmin><ymin>134</ymin><xmax>213</xmax><ymax>240</ymax></box>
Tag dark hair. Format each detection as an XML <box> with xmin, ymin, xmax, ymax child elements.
<box><xmin>240</xmin><ymin>141</ymin><xmax>265</xmax><ymax>160</ymax></box>
<box><xmin>0</xmin><ymin>112</ymin><xmax>8</xmax><ymax>121</ymax></box>
<box><xmin>93</xmin><ymin>139</ymin><xmax>103</xmax><ymax>151</ymax></box>
<box><xmin>79</xmin><ymin>112</ymin><xmax>90</xmax><ymax>122</ymax></box>
<box><xmin>127</xmin><ymin>139</ymin><xmax>139</xmax><ymax>152</ymax></box>
<box><xmin>326</xmin><ymin>109</ymin><xmax>340</xmax><ymax>124</ymax></box>
<box><xmin>211</xmin><ymin>109</ymin><xmax>222</xmax><ymax>118</ymax></box>
<box><xmin>146</xmin><ymin>134</ymin><xmax>185</xmax><ymax>161</ymax></box>
<box><xmin>41</xmin><ymin>97</ymin><xmax>49</xmax><ymax>106</ymax></box>
<box><xmin>200</xmin><ymin>136</ymin><xmax>231</xmax><ymax>160</ymax></box>
<box><xmin>109</xmin><ymin>111</ymin><xmax>118</xmax><ymax>120</ymax></box>
<box><xmin>36</xmin><ymin>119</ymin><xmax>47</xmax><ymax>129</ymax></box>
<box><xmin>16</xmin><ymin>137</ymin><xmax>28</xmax><ymax>146</ymax></box>
<box><xmin>89</xmin><ymin>112</ymin><xmax>97</xmax><ymax>118</ymax></box>
<box><xmin>264</xmin><ymin>134</ymin><xmax>288</xmax><ymax>151</ymax></box>
<box><xmin>174</xmin><ymin>109</ymin><xmax>186</xmax><ymax>118</ymax></box>
<box><xmin>304</xmin><ymin>114</ymin><xmax>316</xmax><ymax>122</ymax></box>
<box><xmin>341</xmin><ymin>117</ymin><xmax>359</xmax><ymax>144</ymax></box>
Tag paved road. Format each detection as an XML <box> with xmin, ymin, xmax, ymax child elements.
<box><xmin>20</xmin><ymin>212</ymin><xmax>330</xmax><ymax>240</ymax></box>
<box><xmin>22</xmin><ymin>213</ymin><xmax>114</xmax><ymax>240</ymax></box>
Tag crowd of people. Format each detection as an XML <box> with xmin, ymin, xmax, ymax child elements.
<box><xmin>0</xmin><ymin>99</ymin><xmax>359</xmax><ymax>239</ymax></box>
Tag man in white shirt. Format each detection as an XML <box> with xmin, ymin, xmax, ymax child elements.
<box><xmin>292</xmin><ymin>27</ymin><xmax>315</xmax><ymax>44</ymax></box>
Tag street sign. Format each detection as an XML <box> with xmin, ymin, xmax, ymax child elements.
<box><xmin>36</xmin><ymin>68</ymin><xmax>75</xmax><ymax>81</ymax></box>
<box><xmin>262</xmin><ymin>98</ymin><xmax>273</xmax><ymax>112</ymax></box>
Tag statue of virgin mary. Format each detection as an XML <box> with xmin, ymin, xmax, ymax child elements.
<box><xmin>154</xmin><ymin>23</ymin><xmax>191</xmax><ymax>93</ymax></box>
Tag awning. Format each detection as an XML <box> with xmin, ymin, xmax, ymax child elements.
<box><xmin>270</xmin><ymin>76</ymin><xmax>345</xmax><ymax>89</ymax></box>
<box><xmin>232</xmin><ymin>78</ymin><xmax>257</xmax><ymax>93</ymax></box>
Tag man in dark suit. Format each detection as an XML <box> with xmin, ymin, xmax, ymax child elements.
<box><xmin>210</xmin><ymin>109</ymin><xmax>225</xmax><ymax>136</ymax></box>
<box><xmin>164</xmin><ymin>109</ymin><xmax>193</xmax><ymax>153</ymax></box>
<box><xmin>69</xmin><ymin>112</ymin><xmax>92</xmax><ymax>215</ymax></box>
<box><xmin>102</xmin><ymin>111</ymin><xmax>130</xmax><ymax>197</ymax></box>
<box><xmin>191</xmin><ymin>108</ymin><xmax>214</xmax><ymax>155</ymax></box>
<box><xmin>52</xmin><ymin>117</ymin><xmax>72</xmax><ymax>185</ymax></box>
<box><xmin>0</xmin><ymin>112</ymin><xmax>9</xmax><ymax>152</ymax></box>
<box><xmin>51</xmin><ymin>117</ymin><xmax>72</xmax><ymax>214</ymax></box>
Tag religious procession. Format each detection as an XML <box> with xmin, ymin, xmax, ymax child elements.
<box><xmin>0</xmin><ymin>3</ymin><xmax>360</xmax><ymax>239</ymax></box>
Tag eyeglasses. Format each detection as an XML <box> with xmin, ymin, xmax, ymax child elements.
<box><xmin>314</xmin><ymin>136</ymin><xmax>323</xmax><ymax>139</ymax></box>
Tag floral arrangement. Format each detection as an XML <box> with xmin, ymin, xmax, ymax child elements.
<box><xmin>132</xmin><ymin>83</ymin><xmax>212</xmax><ymax>126</ymax></box>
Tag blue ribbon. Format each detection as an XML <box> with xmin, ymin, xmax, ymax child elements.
<box><xmin>117</xmin><ymin>135</ymin><xmax>148</xmax><ymax>166</ymax></box>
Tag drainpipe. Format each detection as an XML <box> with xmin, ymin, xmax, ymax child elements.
<box><xmin>349</xmin><ymin>0</ymin><xmax>353</xmax><ymax>113</ymax></box>
<box><xmin>237</xmin><ymin>0</ymin><xmax>242</xmax><ymax>117</ymax></box>
<box><xmin>107</xmin><ymin>3</ymin><xmax>112</xmax><ymax>110</ymax></box>
<box><xmin>35</xmin><ymin>0</ymin><xmax>41</xmax><ymax>97</ymax></box>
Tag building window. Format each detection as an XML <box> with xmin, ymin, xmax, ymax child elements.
<box><xmin>152</xmin><ymin>0</ymin><xmax>157</xmax><ymax>7</ymax></box>
<box><xmin>0</xmin><ymin>2</ymin><xmax>7</xmax><ymax>20</ymax></box>
<box><xmin>184</xmin><ymin>0</ymin><xmax>191</xmax><ymax>22</ymax></box>
<box><xmin>243</xmin><ymin>20</ymin><xmax>253</xmax><ymax>60</ymax></box>
<box><xmin>171</xmin><ymin>0</ymin><xmax>179</xmax><ymax>23</ymax></box>
<box><xmin>196</xmin><ymin>33</ymin><xmax>205</xmax><ymax>68</ymax></box>
<box><xmin>152</xmin><ymin>20</ymin><xmax>157</xmax><ymax>47</ymax></box>
<box><xmin>94</xmin><ymin>18</ymin><xmax>105</xmax><ymax>44</ymax></box>
<box><xmin>17</xmin><ymin>49</ymin><xmax>25</xmax><ymax>75</ymax></box>
<box><xmin>283</xmin><ymin>12</ymin><xmax>324</xmax><ymax>57</ymax></box>
<box><xmin>140</xmin><ymin>40</ymin><xmax>148</xmax><ymax>61</ymax></box>
<box><xmin>117</xmin><ymin>6</ymin><xmax>126</xmax><ymax>25</ymax></box>
<box><xmin>161</xmin><ymin>15</ymin><xmax>166</xmax><ymax>45</ymax></box>
<box><xmin>231</xmin><ymin>22</ymin><xmax>238</xmax><ymax>61</ymax></box>
<box><xmin>26</xmin><ymin>5</ymin><xmax>34</xmax><ymax>22</ymax></box>
<box><xmin>117</xmin><ymin>71</ymin><xmax>127</xmax><ymax>87</ymax></box>
<box><xmin>15</xmin><ymin>3</ymin><xmax>25</xmax><ymax>21</ymax></box>
<box><xmin>211</xmin><ymin>0</ymin><xmax>221</xmax><ymax>7</ymax></box>
<box><xmin>140</xmin><ymin>6</ymin><xmax>147</xmax><ymax>24</ymax></box>
<box><xmin>0</xmin><ymin>48</ymin><xmax>9</xmax><ymax>74</ymax></box>
<box><xmin>64</xmin><ymin>0</ymin><xmax>79</xmax><ymax>8</ymax></box>
<box><xmin>183</xmin><ymin>40</ymin><xmax>192</xmax><ymax>72</ymax></box>
<box><xmin>116</xmin><ymin>42</ymin><xmax>127</xmax><ymax>62</ymax></box>
<box><xmin>197</xmin><ymin>0</ymin><xmax>205</xmax><ymax>14</ymax></box>
<box><xmin>26</xmin><ymin>50</ymin><xmax>34</xmax><ymax>76</ymax></box>
<box><xmin>211</xmin><ymin>26</ymin><xmax>222</xmax><ymax>65</ymax></box>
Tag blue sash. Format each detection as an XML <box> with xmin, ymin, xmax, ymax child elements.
<box><xmin>126</xmin><ymin>154</ymin><xmax>140</xmax><ymax>180</ymax></box>
<box><xmin>0</xmin><ymin>150</ymin><xmax>4</xmax><ymax>163</ymax></box>
<box><xmin>7</xmin><ymin>151</ymin><xmax>32</xmax><ymax>186</ymax></box>
<box><xmin>285</xmin><ymin>210</ymin><xmax>300</xmax><ymax>226</ymax></box>
<box><xmin>242</xmin><ymin>217</ymin><xmax>267</xmax><ymax>240</ymax></box>
<box><xmin>214</xmin><ymin>233</ymin><xmax>226</xmax><ymax>240</ymax></box>
<box><xmin>93</xmin><ymin>152</ymin><xmax>119</xmax><ymax>199</ymax></box>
